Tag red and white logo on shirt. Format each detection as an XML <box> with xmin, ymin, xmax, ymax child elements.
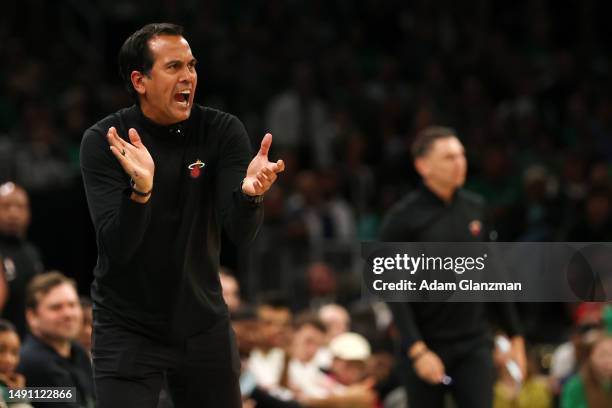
<box><xmin>188</xmin><ymin>159</ymin><xmax>205</xmax><ymax>179</ymax></box>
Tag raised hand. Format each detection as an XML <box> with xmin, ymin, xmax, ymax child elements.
<box><xmin>242</xmin><ymin>133</ymin><xmax>284</xmax><ymax>196</ymax></box>
<box><xmin>107</xmin><ymin>127</ymin><xmax>155</xmax><ymax>193</ymax></box>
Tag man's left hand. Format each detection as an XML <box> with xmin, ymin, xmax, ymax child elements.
<box><xmin>242</xmin><ymin>133</ymin><xmax>285</xmax><ymax>196</ymax></box>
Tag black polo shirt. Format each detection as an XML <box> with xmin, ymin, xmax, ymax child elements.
<box><xmin>80</xmin><ymin>104</ymin><xmax>263</xmax><ymax>342</ymax></box>
<box><xmin>380</xmin><ymin>184</ymin><xmax>521</xmax><ymax>351</ymax></box>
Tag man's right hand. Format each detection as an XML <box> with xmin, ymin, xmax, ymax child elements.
<box><xmin>107</xmin><ymin>127</ymin><xmax>155</xmax><ymax>200</ymax></box>
<box><xmin>413</xmin><ymin>350</ymin><xmax>446</xmax><ymax>384</ymax></box>
<box><xmin>409</xmin><ymin>342</ymin><xmax>447</xmax><ymax>384</ymax></box>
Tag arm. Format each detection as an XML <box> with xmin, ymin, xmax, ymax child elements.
<box><xmin>217</xmin><ymin>118</ymin><xmax>284</xmax><ymax>245</ymax></box>
<box><xmin>492</xmin><ymin>303</ymin><xmax>526</xmax><ymax>377</ymax></box>
<box><xmin>387</xmin><ymin>303</ymin><xmax>446</xmax><ymax>384</ymax></box>
<box><xmin>80</xmin><ymin>126</ymin><xmax>154</xmax><ymax>265</ymax></box>
<box><xmin>380</xmin><ymin>215</ymin><xmax>446</xmax><ymax>384</ymax></box>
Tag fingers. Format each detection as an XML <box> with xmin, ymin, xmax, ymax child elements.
<box><xmin>109</xmin><ymin>145</ymin><xmax>130</xmax><ymax>168</ymax></box>
<box><xmin>107</xmin><ymin>127</ymin><xmax>144</xmax><ymax>153</ymax></box>
<box><xmin>128</xmin><ymin>128</ymin><xmax>143</xmax><ymax>147</ymax></box>
<box><xmin>259</xmin><ymin>133</ymin><xmax>272</xmax><ymax>157</ymax></box>
<box><xmin>274</xmin><ymin>159</ymin><xmax>285</xmax><ymax>173</ymax></box>
<box><xmin>107</xmin><ymin>127</ymin><xmax>129</xmax><ymax>154</ymax></box>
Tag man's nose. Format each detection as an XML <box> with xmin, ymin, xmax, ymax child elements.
<box><xmin>179</xmin><ymin>66</ymin><xmax>195</xmax><ymax>81</ymax></box>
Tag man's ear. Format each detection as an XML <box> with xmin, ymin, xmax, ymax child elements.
<box><xmin>414</xmin><ymin>157</ymin><xmax>429</xmax><ymax>178</ymax></box>
<box><xmin>131</xmin><ymin>71</ymin><xmax>147</xmax><ymax>96</ymax></box>
<box><xmin>25</xmin><ymin>308</ymin><xmax>37</xmax><ymax>332</ymax></box>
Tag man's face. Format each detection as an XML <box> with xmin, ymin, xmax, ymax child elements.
<box><xmin>137</xmin><ymin>35</ymin><xmax>197</xmax><ymax>125</ymax></box>
<box><xmin>416</xmin><ymin>136</ymin><xmax>467</xmax><ymax>192</ymax></box>
<box><xmin>0</xmin><ymin>330</ymin><xmax>20</xmax><ymax>376</ymax></box>
<box><xmin>331</xmin><ymin>358</ymin><xmax>367</xmax><ymax>385</ymax></box>
<box><xmin>220</xmin><ymin>274</ymin><xmax>241</xmax><ymax>312</ymax></box>
<box><xmin>0</xmin><ymin>185</ymin><xmax>30</xmax><ymax>238</ymax></box>
<box><xmin>291</xmin><ymin>324</ymin><xmax>324</xmax><ymax>363</ymax></box>
<box><xmin>591</xmin><ymin>337</ymin><xmax>612</xmax><ymax>379</ymax></box>
<box><xmin>257</xmin><ymin>306</ymin><xmax>292</xmax><ymax>349</ymax></box>
<box><xmin>27</xmin><ymin>283</ymin><xmax>83</xmax><ymax>343</ymax></box>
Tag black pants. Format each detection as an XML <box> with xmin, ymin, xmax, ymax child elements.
<box><xmin>404</xmin><ymin>337</ymin><xmax>494</xmax><ymax>408</ymax></box>
<box><xmin>92</xmin><ymin>310</ymin><xmax>241</xmax><ymax>408</ymax></box>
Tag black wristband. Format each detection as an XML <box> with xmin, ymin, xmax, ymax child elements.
<box><xmin>130</xmin><ymin>178</ymin><xmax>152</xmax><ymax>197</ymax></box>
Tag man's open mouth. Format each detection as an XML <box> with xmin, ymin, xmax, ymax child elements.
<box><xmin>174</xmin><ymin>90</ymin><xmax>191</xmax><ymax>104</ymax></box>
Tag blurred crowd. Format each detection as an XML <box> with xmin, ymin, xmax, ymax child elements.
<box><xmin>0</xmin><ymin>0</ymin><xmax>612</xmax><ymax>407</ymax></box>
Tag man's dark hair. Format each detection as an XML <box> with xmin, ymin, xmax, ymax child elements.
<box><xmin>293</xmin><ymin>312</ymin><xmax>326</xmax><ymax>333</ymax></box>
<box><xmin>256</xmin><ymin>291</ymin><xmax>291</xmax><ymax>310</ymax></box>
<box><xmin>118</xmin><ymin>23</ymin><xmax>184</xmax><ymax>100</ymax></box>
<box><xmin>0</xmin><ymin>319</ymin><xmax>16</xmax><ymax>334</ymax></box>
<box><xmin>411</xmin><ymin>126</ymin><xmax>458</xmax><ymax>158</ymax></box>
<box><xmin>25</xmin><ymin>271</ymin><xmax>77</xmax><ymax>311</ymax></box>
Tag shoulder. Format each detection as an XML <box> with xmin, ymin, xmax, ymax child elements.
<box><xmin>385</xmin><ymin>190</ymin><xmax>424</xmax><ymax>218</ymax></box>
<box><xmin>457</xmin><ymin>189</ymin><xmax>485</xmax><ymax>207</ymax></box>
<box><xmin>199</xmin><ymin>105</ymin><xmax>244</xmax><ymax>135</ymax></box>
<box><xmin>378</xmin><ymin>190</ymin><xmax>422</xmax><ymax>240</ymax></box>
<box><xmin>18</xmin><ymin>338</ymin><xmax>56</xmax><ymax>375</ymax></box>
<box><xmin>71</xmin><ymin>342</ymin><xmax>92</xmax><ymax>367</ymax></box>
<box><xmin>83</xmin><ymin>106</ymin><xmax>136</xmax><ymax>140</ymax></box>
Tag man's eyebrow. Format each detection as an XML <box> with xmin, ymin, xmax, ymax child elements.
<box><xmin>165</xmin><ymin>58</ymin><xmax>197</xmax><ymax>66</ymax></box>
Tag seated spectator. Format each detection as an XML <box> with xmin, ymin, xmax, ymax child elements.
<box><xmin>561</xmin><ymin>331</ymin><xmax>612</xmax><ymax>408</ymax></box>
<box><xmin>550</xmin><ymin>303</ymin><xmax>605</xmax><ymax>394</ymax></box>
<box><xmin>287</xmin><ymin>314</ymin><xmax>330</xmax><ymax>399</ymax></box>
<box><xmin>0</xmin><ymin>319</ymin><xmax>32</xmax><ymax>407</ymax></box>
<box><xmin>493</xmin><ymin>341</ymin><xmax>552</xmax><ymax>408</ymax></box>
<box><xmin>297</xmin><ymin>332</ymin><xmax>378</xmax><ymax>408</ymax></box>
<box><xmin>0</xmin><ymin>182</ymin><xmax>43</xmax><ymax>338</ymax></box>
<box><xmin>315</xmin><ymin>304</ymin><xmax>350</xmax><ymax>369</ymax></box>
<box><xmin>17</xmin><ymin>271</ymin><xmax>94</xmax><ymax>408</ymax></box>
<box><xmin>231</xmin><ymin>307</ymin><xmax>305</xmax><ymax>408</ymax></box>
<box><xmin>249</xmin><ymin>294</ymin><xmax>293</xmax><ymax>390</ymax></box>
<box><xmin>219</xmin><ymin>267</ymin><xmax>242</xmax><ymax>313</ymax></box>
<box><xmin>77</xmin><ymin>297</ymin><xmax>92</xmax><ymax>359</ymax></box>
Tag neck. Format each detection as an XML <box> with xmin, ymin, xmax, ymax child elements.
<box><xmin>424</xmin><ymin>180</ymin><xmax>455</xmax><ymax>203</ymax></box>
<box><xmin>39</xmin><ymin>335</ymin><xmax>71</xmax><ymax>358</ymax></box>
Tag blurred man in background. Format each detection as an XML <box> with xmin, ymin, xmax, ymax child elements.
<box><xmin>380</xmin><ymin>126</ymin><xmax>525</xmax><ymax>408</ymax></box>
<box><xmin>0</xmin><ymin>182</ymin><xmax>43</xmax><ymax>338</ymax></box>
<box><xmin>18</xmin><ymin>271</ymin><xmax>94</xmax><ymax>408</ymax></box>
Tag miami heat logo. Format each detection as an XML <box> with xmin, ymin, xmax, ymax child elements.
<box><xmin>469</xmin><ymin>220</ymin><xmax>482</xmax><ymax>237</ymax></box>
<box><xmin>188</xmin><ymin>159</ymin><xmax>205</xmax><ymax>179</ymax></box>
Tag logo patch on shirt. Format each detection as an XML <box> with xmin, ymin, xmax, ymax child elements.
<box><xmin>188</xmin><ymin>159</ymin><xmax>205</xmax><ymax>179</ymax></box>
<box><xmin>469</xmin><ymin>220</ymin><xmax>482</xmax><ymax>237</ymax></box>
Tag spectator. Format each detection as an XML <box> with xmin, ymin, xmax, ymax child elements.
<box><xmin>287</xmin><ymin>314</ymin><xmax>328</xmax><ymax>399</ymax></box>
<box><xmin>231</xmin><ymin>308</ymin><xmax>305</xmax><ymax>408</ymax></box>
<box><xmin>0</xmin><ymin>182</ymin><xmax>43</xmax><ymax>338</ymax></box>
<box><xmin>219</xmin><ymin>267</ymin><xmax>242</xmax><ymax>313</ymax></box>
<box><xmin>315</xmin><ymin>304</ymin><xmax>350</xmax><ymax>369</ymax></box>
<box><xmin>561</xmin><ymin>332</ymin><xmax>612</xmax><ymax>408</ymax></box>
<box><xmin>77</xmin><ymin>297</ymin><xmax>92</xmax><ymax>359</ymax></box>
<box><xmin>18</xmin><ymin>271</ymin><xmax>94</xmax><ymax>408</ymax></box>
<box><xmin>493</xmin><ymin>342</ymin><xmax>552</xmax><ymax>408</ymax></box>
<box><xmin>298</xmin><ymin>332</ymin><xmax>378</xmax><ymax>408</ymax></box>
<box><xmin>248</xmin><ymin>295</ymin><xmax>293</xmax><ymax>390</ymax></box>
<box><xmin>0</xmin><ymin>319</ymin><xmax>32</xmax><ymax>407</ymax></box>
